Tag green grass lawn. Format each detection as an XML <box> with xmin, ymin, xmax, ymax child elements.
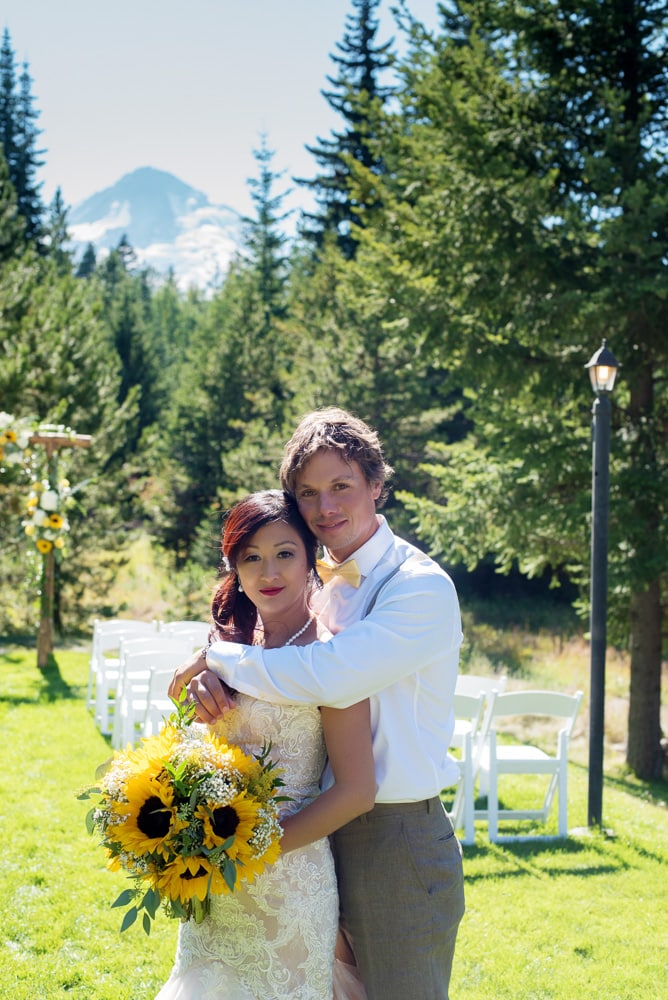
<box><xmin>1</xmin><ymin>645</ymin><xmax>666</xmax><ymax>999</ymax></box>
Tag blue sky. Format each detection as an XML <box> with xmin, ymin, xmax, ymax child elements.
<box><xmin>3</xmin><ymin>0</ymin><xmax>441</xmax><ymax>219</ymax></box>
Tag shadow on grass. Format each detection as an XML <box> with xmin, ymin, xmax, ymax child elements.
<box><xmin>603</xmin><ymin>769</ymin><xmax>668</xmax><ymax>807</ymax></box>
<box><xmin>562</xmin><ymin>758</ymin><xmax>666</xmax><ymax>812</ymax></box>
<box><xmin>461</xmin><ymin>808</ymin><xmax>668</xmax><ymax>877</ymax></box>
<box><xmin>0</xmin><ymin>651</ymin><xmax>78</xmax><ymax>704</ymax></box>
<box><xmin>461</xmin><ymin>834</ymin><xmax>629</xmax><ymax>882</ymax></box>
<box><xmin>462</xmin><ymin>826</ymin><xmax>617</xmax><ymax>863</ymax></box>
<box><xmin>37</xmin><ymin>654</ymin><xmax>78</xmax><ymax>701</ymax></box>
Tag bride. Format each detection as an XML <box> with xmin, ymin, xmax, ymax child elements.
<box><xmin>156</xmin><ymin>490</ymin><xmax>373</xmax><ymax>1000</ymax></box>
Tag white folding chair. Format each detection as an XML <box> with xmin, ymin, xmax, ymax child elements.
<box><xmin>88</xmin><ymin>619</ymin><xmax>158</xmax><ymax>734</ymax></box>
<box><xmin>444</xmin><ymin>674</ymin><xmax>507</xmax><ymax>845</ymax></box>
<box><xmin>477</xmin><ymin>689</ymin><xmax>584</xmax><ymax>842</ymax></box>
<box><xmin>447</xmin><ymin>691</ymin><xmax>487</xmax><ymax>845</ymax></box>
<box><xmin>112</xmin><ymin>636</ymin><xmax>193</xmax><ymax>748</ymax></box>
<box><xmin>142</xmin><ymin>665</ymin><xmax>184</xmax><ymax>738</ymax></box>
<box><xmin>158</xmin><ymin>620</ymin><xmax>211</xmax><ymax>650</ymax></box>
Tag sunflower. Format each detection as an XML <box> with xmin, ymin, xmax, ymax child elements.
<box><xmin>36</xmin><ymin>538</ymin><xmax>53</xmax><ymax>554</ymax></box>
<box><xmin>3</xmin><ymin>430</ymin><xmax>17</xmax><ymax>444</ymax></box>
<box><xmin>47</xmin><ymin>513</ymin><xmax>64</xmax><ymax>529</ymax></box>
<box><xmin>111</xmin><ymin>771</ymin><xmax>185</xmax><ymax>858</ymax></box>
<box><xmin>195</xmin><ymin>791</ymin><xmax>261</xmax><ymax>857</ymax></box>
<box><xmin>110</xmin><ymin>723</ymin><xmax>179</xmax><ymax>775</ymax></box>
<box><xmin>156</xmin><ymin>854</ymin><xmax>231</xmax><ymax>903</ymax></box>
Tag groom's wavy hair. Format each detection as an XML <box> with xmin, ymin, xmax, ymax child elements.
<box><xmin>280</xmin><ymin>407</ymin><xmax>393</xmax><ymax>507</ymax></box>
<box><xmin>211</xmin><ymin>490</ymin><xmax>318</xmax><ymax>645</ymax></box>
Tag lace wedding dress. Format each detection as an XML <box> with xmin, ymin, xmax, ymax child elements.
<box><xmin>156</xmin><ymin>694</ymin><xmax>365</xmax><ymax>1000</ymax></box>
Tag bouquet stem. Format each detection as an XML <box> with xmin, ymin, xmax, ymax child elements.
<box><xmin>191</xmin><ymin>896</ymin><xmax>210</xmax><ymax>924</ymax></box>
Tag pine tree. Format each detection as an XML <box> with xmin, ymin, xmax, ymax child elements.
<box><xmin>0</xmin><ymin>30</ymin><xmax>44</xmax><ymax>246</ymax></box>
<box><xmin>96</xmin><ymin>238</ymin><xmax>159</xmax><ymax>447</ymax></box>
<box><xmin>151</xmin><ymin>147</ymin><xmax>300</xmax><ymax>558</ymax></box>
<box><xmin>14</xmin><ymin>58</ymin><xmax>44</xmax><ymax>244</ymax></box>
<box><xmin>43</xmin><ymin>187</ymin><xmax>71</xmax><ymax>273</ymax></box>
<box><xmin>242</xmin><ymin>136</ymin><xmax>291</xmax><ymax>332</ymax></box>
<box><xmin>75</xmin><ymin>242</ymin><xmax>97</xmax><ymax>278</ymax></box>
<box><xmin>365</xmin><ymin>0</ymin><xmax>668</xmax><ymax>779</ymax></box>
<box><xmin>298</xmin><ymin>0</ymin><xmax>394</xmax><ymax>257</ymax></box>
<box><xmin>0</xmin><ymin>249</ymin><xmax>140</xmax><ymax>634</ymax></box>
<box><xmin>0</xmin><ymin>147</ymin><xmax>24</xmax><ymax>260</ymax></box>
<box><xmin>0</xmin><ymin>30</ymin><xmax>17</xmax><ymax>175</ymax></box>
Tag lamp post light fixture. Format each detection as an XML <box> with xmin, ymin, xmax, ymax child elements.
<box><xmin>584</xmin><ymin>339</ymin><xmax>620</xmax><ymax>827</ymax></box>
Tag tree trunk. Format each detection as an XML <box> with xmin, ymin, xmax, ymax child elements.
<box><xmin>626</xmin><ymin>580</ymin><xmax>663</xmax><ymax>778</ymax></box>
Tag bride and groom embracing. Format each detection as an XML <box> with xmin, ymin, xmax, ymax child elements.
<box><xmin>158</xmin><ymin>407</ymin><xmax>465</xmax><ymax>1000</ymax></box>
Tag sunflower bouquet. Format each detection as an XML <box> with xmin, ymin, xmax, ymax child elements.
<box><xmin>80</xmin><ymin>696</ymin><xmax>286</xmax><ymax>933</ymax></box>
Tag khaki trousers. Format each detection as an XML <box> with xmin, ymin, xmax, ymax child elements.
<box><xmin>330</xmin><ymin>798</ymin><xmax>465</xmax><ymax>1000</ymax></box>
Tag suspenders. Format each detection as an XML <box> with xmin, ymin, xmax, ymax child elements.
<box><xmin>362</xmin><ymin>553</ymin><xmax>424</xmax><ymax>617</ymax></box>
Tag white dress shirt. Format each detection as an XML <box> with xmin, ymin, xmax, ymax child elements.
<box><xmin>207</xmin><ymin>517</ymin><xmax>462</xmax><ymax>800</ymax></box>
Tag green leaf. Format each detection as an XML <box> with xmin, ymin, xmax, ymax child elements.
<box><xmin>76</xmin><ymin>787</ymin><xmax>96</xmax><ymax>800</ymax></box>
<box><xmin>112</xmin><ymin>889</ymin><xmax>137</xmax><ymax>909</ymax></box>
<box><xmin>169</xmin><ymin>898</ymin><xmax>188</xmax><ymax>920</ymax></box>
<box><xmin>95</xmin><ymin>758</ymin><xmax>114</xmax><ymax>781</ymax></box>
<box><xmin>142</xmin><ymin>911</ymin><xmax>152</xmax><ymax>936</ymax></box>
<box><xmin>223</xmin><ymin>860</ymin><xmax>237</xmax><ymax>892</ymax></box>
<box><xmin>120</xmin><ymin>906</ymin><xmax>138</xmax><ymax>933</ymax></box>
<box><xmin>84</xmin><ymin>807</ymin><xmax>96</xmax><ymax>835</ymax></box>
<box><xmin>142</xmin><ymin>886</ymin><xmax>161</xmax><ymax>919</ymax></box>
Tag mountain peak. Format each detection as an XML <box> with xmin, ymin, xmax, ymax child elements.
<box><xmin>68</xmin><ymin>166</ymin><xmax>242</xmax><ymax>291</ymax></box>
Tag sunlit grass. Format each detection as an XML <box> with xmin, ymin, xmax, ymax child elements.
<box><xmin>0</xmin><ymin>649</ymin><xmax>177</xmax><ymax>999</ymax></box>
<box><xmin>1</xmin><ymin>642</ymin><xmax>666</xmax><ymax>999</ymax></box>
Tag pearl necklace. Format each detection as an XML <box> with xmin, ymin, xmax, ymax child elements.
<box><xmin>284</xmin><ymin>614</ymin><xmax>315</xmax><ymax>646</ymax></box>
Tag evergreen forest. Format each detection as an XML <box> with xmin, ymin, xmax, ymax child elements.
<box><xmin>1</xmin><ymin>2</ymin><xmax>666</xmax><ymax>781</ymax></box>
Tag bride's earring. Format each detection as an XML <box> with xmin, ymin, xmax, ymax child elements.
<box><xmin>237</xmin><ymin>576</ymin><xmax>244</xmax><ymax>593</ymax></box>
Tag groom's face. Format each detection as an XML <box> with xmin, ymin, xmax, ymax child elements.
<box><xmin>294</xmin><ymin>448</ymin><xmax>381</xmax><ymax>563</ymax></box>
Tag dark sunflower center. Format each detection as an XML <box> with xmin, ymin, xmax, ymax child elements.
<box><xmin>212</xmin><ymin>805</ymin><xmax>239</xmax><ymax>839</ymax></box>
<box><xmin>182</xmin><ymin>865</ymin><xmax>209</xmax><ymax>880</ymax></box>
<box><xmin>137</xmin><ymin>796</ymin><xmax>171</xmax><ymax>838</ymax></box>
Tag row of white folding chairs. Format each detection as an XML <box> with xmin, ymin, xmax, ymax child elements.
<box><xmin>88</xmin><ymin>618</ymin><xmax>211</xmax><ymax>737</ymax></box>
<box><xmin>88</xmin><ymin>619</ymin><xmax>159</xmax><ymax>734</ymax></box>
<box><xmin>446</xmin><ymin>674</ymin><xmax>583</xmax><ymax>844</ymax></box>
<box><xmin>111</xmin><ymin>634</ymin><xmax>199</xmax><ymax>748</ymax></box>
<box><xmin>144</xmin><ymin>621</ymin><xmax>211</xmax><ymax>738</ymax></box>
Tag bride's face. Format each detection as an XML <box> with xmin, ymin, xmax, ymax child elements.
<box><xmin>236</xmin><ymin>520</ymin><xmax>311</xmax><ymax>626</ymax></box>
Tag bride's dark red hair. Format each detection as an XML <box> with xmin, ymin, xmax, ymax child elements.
<box><xmin>211</xmin><ymin>490</ymin><xmax>318</xmax><ymax>645</ymax></box>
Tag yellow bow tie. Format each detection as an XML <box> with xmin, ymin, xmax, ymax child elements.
<box><xmin>316</xmin><ymin>558</ymin><xmax>362</xmax><ymax>589</ymax></box>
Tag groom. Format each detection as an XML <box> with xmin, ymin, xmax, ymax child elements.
<box><xmin>171</xmin><ymin>407</ymin><xmax>465</xmax><ymax>999</ymax></box>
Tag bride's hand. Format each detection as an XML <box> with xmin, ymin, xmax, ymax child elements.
<box><xmin>187</xmin><ymin>669</ymin><xmax>236</xmax><ymax>724</ymax></box>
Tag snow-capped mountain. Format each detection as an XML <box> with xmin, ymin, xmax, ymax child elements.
<box><xmin>68</xmin><ymin>167</ymin><xmax>243</xmax><ymax>291</ymax></box>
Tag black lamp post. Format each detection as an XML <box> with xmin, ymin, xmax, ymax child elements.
<box><xmin>584</xmin><ymin>339</ymin><xmax>620</xmax><ymax>827</ymax></box>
